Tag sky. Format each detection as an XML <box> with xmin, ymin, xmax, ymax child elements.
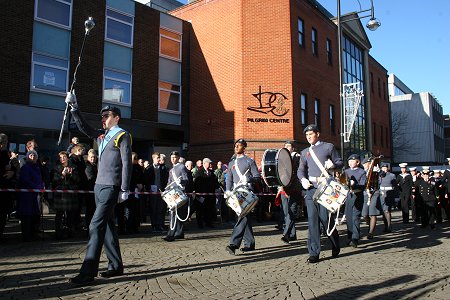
<box><xmin>176</xmin><ymin>0</ymin><xmax>450</xmax><ymax>114</ymax></box>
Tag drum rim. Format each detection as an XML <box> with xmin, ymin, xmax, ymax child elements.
<box><xmin>275</xmin><ymin>147</ymin><xmax>293</xmax><ymax>187</ymax></box>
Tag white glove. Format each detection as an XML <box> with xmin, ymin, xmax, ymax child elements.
<box><xmin>120</xmin><ymin>190</ymin><xmax>129</xmax><ymax>201</ymax></box>
<box><xmin>301</xmin><ymin>178</ymin><xmax>312</xmax><ymax>190</ymax></box>
<box><xmin>373</xmin><ymin>164</ymin><xmax>380</xmax><ymax>172</ymax></box>
<box><xmin>224</xmin><ymin>191</ymin><xmax>233</xmax><ymax>199</ymax></box>
<box><xmin>65</xmin><ymin>91</ymin><xmax>78</xmax><ymax>110</ymax></box>
<box><xmin>324</xmin><ymin>159</ymin><xmax>335</xmax><ymax>170</ymax></box>
<box><xmin>350</xmin><ymin>180</ymin><xmax>355</xmax><ymax>186</ymax></box>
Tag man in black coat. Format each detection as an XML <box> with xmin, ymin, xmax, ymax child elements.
<box><xmin>194</xmin><ymin>158</ymin><xmax>219</xmax><ymax>228</ymax></box>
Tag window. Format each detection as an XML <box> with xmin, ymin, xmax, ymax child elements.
<box><xmin>329</xmin><ymin>104</ymin><xmax>335</xmax><ymax>134</ymax></box>
<box><xmin>373</xmin><ymin>122</ymin><xmax>376</xmax><ymax>145</ymax></box>
<box><xmin>377</xmin><ymin>77</ymin><xmax>381</xmax><ymax>97</ymax></box>
<box><xmin>160</xmin><ymin>28</ymin><xmax>181</xmax><ymax>61</ymax></box>
<box><xmin>103</xmin><ymin>69</ymin><xmax>132</xmax><ymax>104</ymax></box>
<box><xmin>35</xmin><ymin>0</ymin><xmax>72</xmax><ymax>28</ymax></box>
<box><xmin>301</xmin><ymin>93</ymin><xmax>307</xmax><ymax>126</ymax></box>
<box><xmin>298</xmin><ymin>18</ymin><xmax>304</xmax><ymax>47</ymax></box>
<box><xmin>314</xmin><ymin>98</ymin><xmax>320</xmax><ymax>128</ymax></box>
<box><xmin>326</xmin><ymin>38</ymin><xmax>332</xmax><ymax>64</ymax></box>
<box><xmin>159</xmin><ymin>81</ymin><xmax>181</xmax><ymax>113</ymax></box>
<box><xmin>31</xmin><ymin>53</ymin><xmax>68</xmax><ymax>94</ymax></box>
<box><xmin>106</xmin><ymin>8</ymin><xmax>134</xmax><ymax>47</ymax></box>
<box><xmin>312</xmin><ymin>28</ymin><xmax>318</xmax><ymax>56</ymax></box>
<box><xmin>380</xmin><ymin>125</ymin><xmax>384</xmax><ymax>147</ymax></box>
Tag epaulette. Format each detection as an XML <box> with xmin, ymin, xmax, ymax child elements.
<box><xmin>114</xmin><ymin>131</ymin><xmax>132</xmax><ymax>148</ymax></box>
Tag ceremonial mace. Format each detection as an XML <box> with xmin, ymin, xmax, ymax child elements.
<box><xmin>57</xmin><ymin>17</ymin><xmax>95</xmax><ymax>146</ymax></box>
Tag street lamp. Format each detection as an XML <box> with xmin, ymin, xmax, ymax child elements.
<box><xmin>337</xmin><ymin>0</ymin><xmax>380</xmax><ymax>158</ymax></box>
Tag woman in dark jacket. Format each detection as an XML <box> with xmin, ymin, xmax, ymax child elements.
<box><xmin>53</xmin><ymin>151</ymin><xmax>80</xmax><ymax>239</ymax></box>
<box><xmin>17</xmin><ymin>150</ymin><xmax>44</xmax><ymax>241</ymax></box>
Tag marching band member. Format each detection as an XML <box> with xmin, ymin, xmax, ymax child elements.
<box><xmin>65</xmin><ymin>93</ymin><xmax>132</xmax><ymax>285</ymax></box>
<box><xmin>297</xmin><ymin>124</ymin><xmax>343</xmax><ymax>263</ymax></box>
<box><xmin>225</xmin><ymin>139</ymin><xmax>260</xmax><ymax>255</ymax></box>
<box><xmin>379</xmin><ymin>163</ymin><xmax>397</xmax><ymax>233</ymax></box>
<box><xmin>279</xmin><ymin>141</ymin><xmax>301</xmax><ymax>244</ymax></box>
<box><xmin>164</xmin><ymin>151</ymin><xmax>192</xmax><ymax>242</ymax></box>
<box><xmin>344</xmin><ymin>154</ymin><xmax>367</xmax><ymax>248</ymax></box>
<box><xmin>361</xmin><ymin>157</ymin><xmax>382</xmax><ymax>239</ymax></box>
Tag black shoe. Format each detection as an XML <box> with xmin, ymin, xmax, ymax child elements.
<box><xmin>383</xmin><ymin>227</ymin><xmax>392</xmax><ymax>233</ymax></box>
<box><xmin>307</xmin><ymin>256</ymin><xmax>319</xmax><ymax>263</ymax></box>
<box><xmin>163</xmin><ymin>236</ymin><xmax>175</xmax><ymax>242</ymax></box>
<box><xmin>174</xmin><ymin>234</ymin><xmax>185</xmax><ymax>239</ymax></box>
<box><xmin>332</xmin><ymin>247</ymin><xmax>340</xmax><ymax>258</ymax></box>
<box><xmin>226</xmin><ymin>245</ymin><xmax>236</xmax><ymax>255</ymax></box>
<box><xmin>240</xmin><ymin>246</ymin><xmax>255</xmax><ymax>252</ymax></box>
<box><xmin>69</xmin><ymin>274</ymin><xmax>95</xmax><ymax>286</ymax></box>
<box><xmin>100</xmin><ymin>269</ymin><xmax>124</xmax><ymax>278</ymax></box>
<box><xmin>367</xmin><ymin>233</ymin><xmax>374</xmax><ymax>239</ymax></box>
<box><xmin>281</xmin><ymin>235</ymin><xmax>290</xmax><ymax>244</ymax></box>
<box><xmin>289</xmin><ymin>235</ymin><xmax>297</xmax><ymax>241</ymax></box>
<box><xmin>349</xmin><ymin>240</ymin><xmax>358</xmax><ymax>248</ymax></box>
<box><xmin>430</xmin><ymin>224</ymin><xmax>436</xmax><ymax>230</ymax></box>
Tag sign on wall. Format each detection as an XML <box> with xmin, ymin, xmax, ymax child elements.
<box><xmin>246</xmin><ymin>86</ymin><xmax>290</xmax><ymax>123</ymax></box>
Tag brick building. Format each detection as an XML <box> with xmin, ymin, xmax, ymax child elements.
<box><xmin>171</xmin><ymin>0</ymin><xmax>392</xmax><ymax>164</ymax></box>
<box><xmin>0</xmin><ymin>0</ymin><xmax>189</xmax><ymax>161</ymax></box>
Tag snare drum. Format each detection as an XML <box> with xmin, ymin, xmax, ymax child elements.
<box><xmin>226</xmin><ymin>185</ymin><xmax>259</xmax><ymax>218</ymax></box>
<box><xmin>262</xmin><ymin>148</ymin><xmax>293</xmax><ymax>187</ymax></box>
<box><xmin>313</xmin><ymin>176</ymin><xmax>349</xmax><ymax>213</ymax></box>
<box><xmin>161</xmin><ymin>185</ymin><xmax>189</xmax><ymax>211</ymax></box>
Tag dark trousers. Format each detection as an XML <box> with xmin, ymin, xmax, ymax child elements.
<box><xmin>305</xmin><ymin>188</ymin><xmax>340</xmax><ymax>257</ymax></box>
<box><xmin>85</xmin><ymin>193</ymin><xmax>96</xmax><ymax>228</ymax></box>
<box><xmin>150</xmin><ymin>195</ymin><xmax>166</xmax><ymax>229</ymax></box>
<box><xmin>400</xmin><ymin>193</ymin><xmax>411</xmax><ymax>223</ymax></box>
<box><xmin>55</xmin><ymin>210</ymin><xmax>75</xmax><ymax>237</ymax></box>
<box><xmin>196</xmin><ymin>196</ymin><xmax>215</xmax><ymax>226</ymax></box>
<box><xmin>282</xmin><ymin>193</ymin><xmax>296</xmax><ymax>238</ymax></box>
<box><xmin>345</xmin><ymin>192</ymin><xmax>363</xmax><ymax>241</ymax></box>
<box><xmin>167</xmin><ymin>203</ymin><xmax>188</xmax><ymax>237</ymax></box>
<box><xmin>20</xmin><ymin>215</ymin><xmax>39</xmax><ymax>241</ymax></box>
<box><xmin>229</xmin><ymin>215</ymin><xmax>255</xmax><ymax>248</ymax></box>
<box><xmin>80</xmin><ymin>184</ymin><xmax>122</xmax><ymax>276</ymax></box>
<box><xmin>421</xmin><ymin>202</ymin><xmax>436</xmax><ymax>228</ymax></box>
<box><xmin>0</xmin><ymin>193</ymin><xmax>12</xmax><ymax>236</ymax></box>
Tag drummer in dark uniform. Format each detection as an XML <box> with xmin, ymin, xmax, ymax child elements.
<box><xmin>225</xmin><ymin>139</ymin><xmax>260</xmax><ymax>255</ymax></box>
<box><xmin>297</xmin><ymin>124</ymin><xmax>343</xmax><ymax>263</ymax></box>
<box><xmin>163</xmin><ymin>151</ymin><xmax>193</xmax><ymax>242</ymax></box>
<box><xmin>278</xmin><ymin>141</ymin><xmax>301</xmax><ymax>244</ymax></box>
<box><xmin>344</xmin><ymin>154</ymin><xmax>367</xmax><ymax>247</ymax></box>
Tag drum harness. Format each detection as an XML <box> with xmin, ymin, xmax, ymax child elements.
<box><xmin>167</xmin><ymin>170</ymin><xmax>191</xmax><ymax>231</ymax></box>
<box><xmin>309</xmin><ymin>147</ymin><xmax>347</xmax><ymax>236</ymax></box>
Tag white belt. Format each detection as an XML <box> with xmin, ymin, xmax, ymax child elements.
<box><xmin>380</xmin><ymin>187</ymin><xmax>393</xmax><ymax>191</ymax></box>
<box><xmin>309</xmin><ymin>176</ymin><xmax>326</xmax><ymax>183</ymax></box>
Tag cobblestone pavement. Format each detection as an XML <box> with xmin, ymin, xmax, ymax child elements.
<box><xmin>1</xmin><ymin>210</ymin><xmax>449</xmax><ymax>299</ymax></box>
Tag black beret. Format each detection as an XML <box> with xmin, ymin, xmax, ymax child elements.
<box><xmin>284</xmin><ymin>140</ymin><xmax>294</xmax><ymax>146</ymax></box>
<box><xmin>170</xmin><ymin>151</ymin><xmax>180</xmax><ymax>157</ymax></box>
<box><xmin>303</xmin><ymin>124</ymin><xmax>319</xmax><ymax>133</ymax></box>
<box><xmin>347</xmin><ymin>154</ymin><xmax>360</xmax><ymax>161</ymax></box>
<box><xmin>380</xmin><ymin>162</ymin><xmax>389</xmax><ymax>168</ymax></box>
<box><xmin>361</xmin><ymin>157</ymin><xmax>371</xmax><ymax>164</ymax></box>
<box><xmin>100</xmin><ymin>105</ymin><xmax>121</xmax><ymax>117</ymax></box>
<box><xmin>234</xmin><ymin>138</ymin><xmax>247</xmax><ymax>147</ymax></box>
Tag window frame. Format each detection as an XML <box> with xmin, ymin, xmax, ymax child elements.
<box><xmin>159</xmin><ymin>27</ymin><xmax>182</xmax><ymax>62</ymax></box>
<box><xmin>326</xmin><ymin>38</ymin><xmax>332</xmax><ymax>65</ymax></box>
<box><xmin>301</xmin><ymin>93</ymin><xmax>307</xmax><ymax>127</ymax></box>
<box><xmin>314</xmin><ymin>98</ymin><xmax>320</xmax><ymax>128</ymax></box>
<box><xmin>34</xmin><ymin>0</ymin><xmax>72</xmax><ymax>29</ymax></box>
<box><xmin>312</xmin><ymin>27</ymin><xmax>318</xmax><ymax>56</ymax></box>
<box><xmin>30</xmin><ymin>52</ymin><xmax>69</xmax><ymax>95</ymax></box>
<box><xmin>103</xmin><ymin>68</ymin><xmax>132</xmax><ymax>105</ymax></box>
<box><xmin>105</xmin><ymin>7</ymin><xmax>134</xmax><ymax>48</ymax></box>
<box><xmin>158</xmin><ymin>80</ymin><xmax>182</xmax><ymax>115</ymax></box>
<box><xmin>298</xmin><ymin>18</ymin><xmax>305</xmax><ymax>47</ymax></box>
<box><xmin>329</xmin><ymin>104</ymin><xmax>335</xmax><ymax>134</ymax></box>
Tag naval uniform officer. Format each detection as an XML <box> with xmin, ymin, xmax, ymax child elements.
<box><xmin>414</xmin><ymin>169</ymin><xmax>438</xmax><ymax>229</ymax></box>
<box><xmin>344</xmin><ymin>154</ymin><xmax>367</xmax><ymax>247</ymax></box>
<box><xmin>297</xmin><ymin>124</ymin><xmax>343</xmax><ymax>263</ymax></box>
<box><xmin>225</xmin><ymin>139</ymin><xmax>261</xmax><ymax>255</ymax></box>
<box><xmin>65</xmin><ymin>93</ymin><xmax>132</xmax><ymax>285</ymax></box>
<box><xmin>164</xmin><ymin>151</ymin><xmax>192</xmax><ymax>242</ymax></box>
<box><xmin>396</xmin><ymin>163</ymin><xmax>413</xmax><ymax>223</ymax></box>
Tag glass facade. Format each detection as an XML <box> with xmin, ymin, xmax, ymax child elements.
<box><xmin>342</xmin><ymin>35</ymin><xmax>366</xmax><ymax>153</ymax></box>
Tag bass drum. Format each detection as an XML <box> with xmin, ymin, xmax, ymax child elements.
<box><xmin>262</xmin><ymin>148</ymin><xmax>293</xmax><ymax>187</ymax></box>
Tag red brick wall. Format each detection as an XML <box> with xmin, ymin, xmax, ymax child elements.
<box><xmin>368</xmin><ymin>55</ymin><xmax>392</xmax><ymax>159</ymax></box>
<box><xmin>0</xmin><ymin>1</ymin><xmax>34</xmax><ymax>105</ymax></box>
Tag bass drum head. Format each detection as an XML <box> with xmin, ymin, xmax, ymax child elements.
<box><xmin>276</xmin><ymin>148</ymin><xmax>293</xmax><ymax>187</ymax></box>
<box><xmin>262</xmin><ymin>149</ymin><xmax>279</xmax><ymax>187</ymax></box>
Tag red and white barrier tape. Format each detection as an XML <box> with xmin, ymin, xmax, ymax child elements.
<box><xmin>0</xmin><ymin>188</ymin><xmax>277</xmax><ymax>196</ymax></box>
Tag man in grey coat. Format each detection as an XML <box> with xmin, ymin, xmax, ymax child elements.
<box><xmin>65</xmin><ymin>92</ymin><xmax>132</xmax><ymax>285</ymax></box>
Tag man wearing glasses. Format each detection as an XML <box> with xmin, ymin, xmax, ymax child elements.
<box><xmin>65</xmin><ymin>92</ymin><xmax>132</xmax><ymax>285</ymax></box>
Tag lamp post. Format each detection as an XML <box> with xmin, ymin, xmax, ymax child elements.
<box><xmin>337</xmin><ymin>0</ymin><xmax>381</xmax><ymax>158</ymax></box>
